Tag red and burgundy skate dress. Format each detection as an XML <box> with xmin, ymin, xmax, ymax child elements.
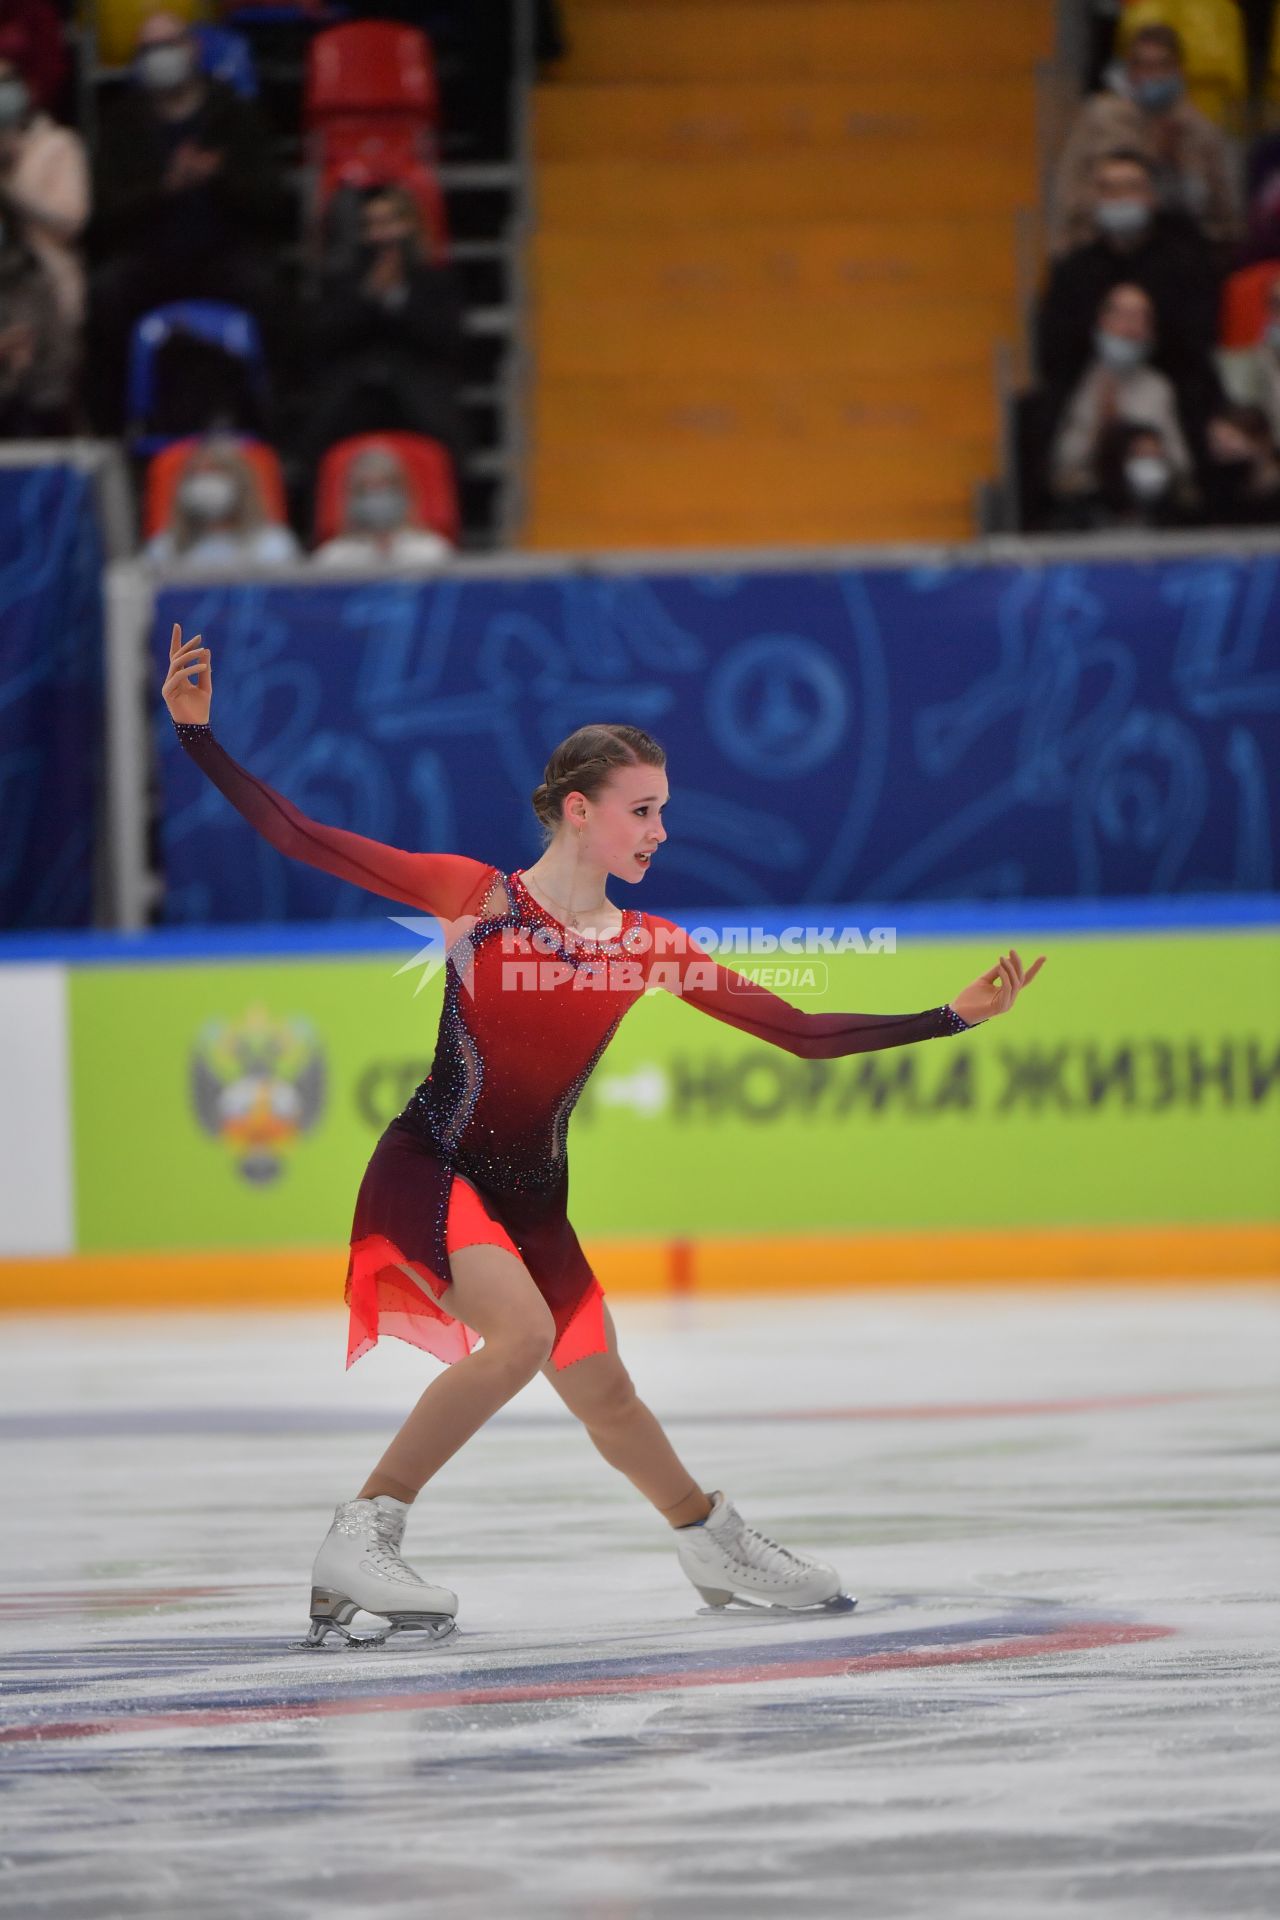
<box><xmin>175</xmin><ymin>724</ymin><xmax>972</xmax><ymax>1373</ymax></box>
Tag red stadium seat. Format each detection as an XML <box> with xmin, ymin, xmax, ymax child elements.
<box><xmin>144</xmin><ymin>436</ymin><xmax>289</xmax><ymax>540</ymax></box>
<box><xmin>304</xmin><ymin>22</ymin><xmax>438</xmax><ymax>131</ymax></box>
<box><xmin>314</xmin><ymin>433</ymin><xmax>460</xmax><ymax>545</ymax></box>
<box><xmin>1219</xmin><ymin>259</ymin><xmax>1280</xmax><ymax>346</ymax></box>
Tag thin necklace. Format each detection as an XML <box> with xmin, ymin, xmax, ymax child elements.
<box><xmin>521</xmin><ymin>869</ymin><xmax>611</xmax><ymax>928</ymax></box>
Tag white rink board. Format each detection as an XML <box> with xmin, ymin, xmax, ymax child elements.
<box><xmin>0</xmin><ymin>1289</ymin><xmax>1278</xmax><ymax>1920</ymax></box>
<box><xmin>0</xmin><ymin>963</ymin><xmax>71</xmax><ymax>1254</ymax></box>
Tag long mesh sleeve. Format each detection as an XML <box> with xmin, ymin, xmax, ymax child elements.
<box><xmin>173</xmin><ymin>723</ymin><xmax>498</xmax><ymax>918</ymax></box>
<box><xmin>641</xmin><ymin>914</ymin><xmax>973</xmax><ymax>1057</ymax></box>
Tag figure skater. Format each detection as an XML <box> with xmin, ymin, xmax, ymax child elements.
<box><xmin>161</xmin><ymin>624</ymin><xmax>1046</xmax><ymax>1645</ymax></box>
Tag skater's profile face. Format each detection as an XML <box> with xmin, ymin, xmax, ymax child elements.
<box><xmin>563</xmin><ymin>763</ymin><xmax>669</xmax><ymax>884</ymax></box>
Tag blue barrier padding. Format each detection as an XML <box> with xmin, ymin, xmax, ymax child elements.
<box><xmin>151</xmin><ymin>556</ymin><xmax>1280</xmax><ymax>923</ymax></box>
<box><xmin>2</xmin><ymin>894</ymin><xmax>1275</xmax><ymax>967</ymax></box>
<box><xmin>0</xmin><ymin>464</ymin><xmax>104</xmax><ymax>928</ymax></box>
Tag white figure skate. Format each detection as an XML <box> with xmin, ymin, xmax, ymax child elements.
<box><xmin>675</xmin><ymin>1490</ymin><xmax>856</xmax><ymax>1615</ymax></box>
<box><xmin>298</xmin><ymin>1494</ymin><xmax>459</xmax><ymax>1649</ymax></box>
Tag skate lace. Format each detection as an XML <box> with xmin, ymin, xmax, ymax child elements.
<box><xmin>364</xmin><ymin>1507</ymin><xmax>420</xmax><ymax>1582</ymax></box>
<box><xmin>723</xmin><ymin>1511</ymin><xmax>804</xmax><ymax>1578</ymax></box>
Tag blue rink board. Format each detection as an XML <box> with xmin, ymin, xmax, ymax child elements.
<box><xmin>150</xmin><ymin>556</ymin><xmax>1280</xmax><ymax>921</ymax></box>
<box><xmin>0</xmin><ymin>892</ymin><xmax>1275</xmax><ymax>967</ymax></box>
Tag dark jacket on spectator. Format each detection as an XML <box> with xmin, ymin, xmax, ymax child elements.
<box><xmin>91</xmin><ymin>77</ymin><xmax>284</xmax><ymax>264</ymax></box>
<box><xmin>1035</xmin><ymin>209</ymin><xmax>1221</xmax><ymax>396</ymax></box>
<box><xmin>310</xmin><ymin>256</ymin><xmax>464</xmax><ymax>370</ymax></box>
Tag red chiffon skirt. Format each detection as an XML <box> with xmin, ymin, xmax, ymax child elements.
<box><xmin>343</xmin><ymin>1129</ymin><xmax>607</xmax><ymax>1373</ymax></box>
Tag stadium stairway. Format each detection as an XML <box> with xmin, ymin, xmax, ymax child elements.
<box><xmin>525</xmin><ymin>0</ymin><xmax>1053</xmax><ymax>549</ymax></box>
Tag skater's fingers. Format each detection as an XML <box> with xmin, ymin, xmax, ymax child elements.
<box><xmin>169</xmin><ymin>621</ymin><xmax>182</xmax><ymax>657</ymax></box>
<box><xmin>174</xmin><ymin>645</ymin><xmax>209</xmax><ymax>673</ymax></box>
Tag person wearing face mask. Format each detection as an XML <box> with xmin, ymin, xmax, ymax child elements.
<box><xmin>87</xmin><ymin>9</ymin><xmax>286</xmax><ymax>434</ymax></box>
<box><xmin>1059</xmin><ymin>420</ymin><xmax>1199</xmax><ymax>530</ymax></box>
<box><xmin>298</xmin><ymin>186</ymin><xmax>466</xmax><ymax>492</ymax></box>
<box><xmin>0</xmin><ymin>55</ymin><xmax>88</xmax><ymax>333</ymax></box>
<box><xmin>1048</xmin><ymin>281</ymin><xmax>1195</xmax><ymax>503</ymax></box>
<box><xmin>313</xmin><ymin>444</ymin><xmax>455</xmax><ymax>570</ymax></box>
<box><xmin>1036</xmin><ymin>149</ymin><xmax>1222</xmax><ymax>447</ymax></box>
<box><xmin>1201</xmin><ymin>402</ymin><xmax>1280</xmax><ymax>525</ymax></box>
<box><xmin>145</xmin><ymin>436</ymin><xmax>301</xmax><ymax>568</ymax></box>
<box><xmin>0</xmin><ymin>196</ymin><xmax>72</xmax><ymax>435</ymax></box>
<box><xmin>1049</xmin><ymin>23</ymin><xmax>1240</xmax><ymax>257</ymax></box>
<box><xmin>0</xmin><ymin>7</ymin><xmax>67</xmax><ymax>117</ymax></box>
<box><xmin>1217</xmin><ymin>275</ymin><xmax>1280</xmax><ymax>445</ymax></box>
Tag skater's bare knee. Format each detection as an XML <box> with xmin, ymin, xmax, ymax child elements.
<box><xmin>548</xmin><ymin>1350</ymin><xmax>639</xmax><ymax>1431</ymax></box>
<box><xmin>485</xmin><ymin>1312</ymin><xmax>556</xmax><ymax>1383</ymax></box>
<box><xmin>445</xmin><ymin>1243</ymin><xmax>555</xmax><ymax>1380</ymax></box>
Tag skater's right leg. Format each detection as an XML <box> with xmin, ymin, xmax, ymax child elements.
<box><xmin>357</xmin><ymin>1244</ymin><xmax>555</xmax><ymax>1501</ymax></box>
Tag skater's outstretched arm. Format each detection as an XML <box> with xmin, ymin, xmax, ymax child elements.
<box><xmin>642</xmin><ymin>915</ymin><xmax>1045</xmax><ymax>1058</ymax></box>
<box><xmin>161</xmin><ymin>624</ymin><xmax>498</xmax><ymax>919</ymax></box>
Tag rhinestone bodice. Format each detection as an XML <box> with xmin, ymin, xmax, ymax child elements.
<box><xmin>396</xmin><ymin>868</ymin><xmax>649</xmax><ymax>1186</ymax></box>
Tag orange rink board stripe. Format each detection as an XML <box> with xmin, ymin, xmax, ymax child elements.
<box><xmin>0</xmin><ymin>1225</ymin><xmax>1275</xmax><ymax>1313</ymax></box>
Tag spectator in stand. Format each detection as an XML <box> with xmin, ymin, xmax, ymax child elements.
<box><xmin>301</xmin><ymin>185</ymin><xmax>465</xmax><ymax>482</ymax></box>
<box><xmin>1240</xmin><ymin>128</ymin><xmax>1280</xmax><ymax>264</ymax></box>
<box><xmin>1217</xmin><ymin>273</ymin><xmax>1280</xmax><ymax>444</ymax></box>
<box><xmin>1057</xmin><ymin>418</ymin><xmax>1199</xmax><ymax>530</ymax></box>
<box><xmin>1200</xmin><ymin>402</ymin><xmax>1280</xmax><ymax>524</ymax></box>
<box><xmin>313</xmin><ymin>443</ymin><xmax>455</xmax><ymax>570</ymax></box>
<box><xmin>1049</xmin><ymin>22</ymin><xmax>1241</xmax><ymax>257</ymax></box>
<box><xmin>1036</xmin><ymin>148</ymin><xmax>1221</xmax><ymax>441</ymax></box>
<box><xmin>1048</xmin><ymin>282</ymin><xmax>1195</xmax><ymax>504</ymax></box>
<box><xmin>88</xmin><ymin>10</ymin><xmax>286</xmax><ymax>433</ymax></box>
<box><xmin>0</xmin><ymin>196</ymin><xmax>72</xmax><ymax>434</ymax></box>
<box><xmin>0</xmin><ymin>2</ymin><xmax>67</xmax><ymax>118</ymax></box>
<box><xmin>0</xmin><ymin>54</ymin><xmax>89</xmax><ymax>334</ymax></box>
<box><xmin>145</xmin><ymin>436</ymin><xmax>301</xmax><ymax>568</ymax></box>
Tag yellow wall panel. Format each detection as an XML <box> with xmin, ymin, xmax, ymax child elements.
<box><xmin>553</xmin><ymin>1</ymin><xmax>1052</xmax><ymax>84</ymax></box>
<box><xmin>534</xmin><ymin>78</ymin><xmax>1038</xmax><ymax>162</ymax></box>
<box><xmin>531</xmin><ymin>221</ymin><xmax>1020</xmax><ymax>305</ymax></box>
<box><xmin>525</xmin><ymin>0</ymin><xmax>1044</xmax><ymax>548</ymax></box>
<box><xmin>536</xmin><ymin>152</ymin><xmax>1035</xmax><ymax>228</ymax></box>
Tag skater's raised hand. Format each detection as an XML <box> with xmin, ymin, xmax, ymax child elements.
<box><xmin>950</xmin><ymin>947</ymin><xmax>1046</xmax><ymax>1025</ymax></box>
<box><xmin>162</xmin><ymin>621</ymin><xmax>212</xmax><ymax>727</ymax></box>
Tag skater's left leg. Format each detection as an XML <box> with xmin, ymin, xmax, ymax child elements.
<box><xmin>540</xmin><ymin>1304</ymin><xmax>712</xmax><ymax>1527</ymax></box>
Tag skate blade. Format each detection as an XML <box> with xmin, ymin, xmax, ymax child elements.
<box><xmin>292</xmin><ymin>1587</ymin><xmax>458</xmax><ymax>1652</ymax></box>
<box><xmin>695</xmin><ymin>1592</ymin><xmax>858</xmax><ymax>1619</ymax></box>
<box><xmin>291</xmin><ymin>1614</ymin><xmax>459</xmax><ymax>1653</ymax></box>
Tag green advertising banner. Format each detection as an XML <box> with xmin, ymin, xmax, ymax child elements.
<box><xmin>70</xmin><ymin>929</ymin><xmax>1279</xmax><ymax>1253</ymax></box>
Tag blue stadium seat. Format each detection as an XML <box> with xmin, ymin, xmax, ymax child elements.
<box><xmin>126</xmin><ymin>301</ymin><xmax>270</xmax><ymax>456</ymax></box>
<box><xmin>191</xmin><ymin>23</ymin><xmax>259</xmax><ymax>100</ymax></box>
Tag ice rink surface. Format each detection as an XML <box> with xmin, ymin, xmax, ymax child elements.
<box><xmin>1</xmin><ymin>1288</ymin><xmax>1278</xmax><ymax>1920</ymax></box>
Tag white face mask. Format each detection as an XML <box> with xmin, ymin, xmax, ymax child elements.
<box><xmin>180</xmin><ymin>471</ymin><xmax>237</xmax><ymax>520</ymax></box>
<box><xmin>138</xmin><ymin>42</ymin><xmax>196</xmax><ymax>92</ymax></box>
<box><xmin>0</xmin><ymin>78</ymin><xmax>29</xmax><ymax>129</ymax></box>
<box><xmin>1094</xmin><ymin>328</ymin><xmax>1148</xmax><ymax>373</ymax></box>
<box><xmin>1095</xmin><ymin>198</ymin><xmax>1151</xmax><ymax>239</ymax></box>
<box><xmin>350</xmin><ymin>486</ymin><xmax>408</xmax><ymax>532</ymax></box>
<box><xmin>1125</xmin><ymin>455</ymin><xmax>1171</xmax><ymax>500</ymax></box>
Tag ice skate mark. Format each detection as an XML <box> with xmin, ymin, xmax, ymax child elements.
<box><xmin>0</xmin><ymin>1616</ymin><xmax>1176</xmax><ymax>1744</ymax></box>
<box><xmin>0</xmin><ymin>1620</ymin><xmax>1174</xmax><ymax>1743</ymax></box>
<box><xmin>0</xmin><ymin>1584</ymin><xmax>240</xmax><ymax>1619</ymax></box>
<box><xmin>0</xmin><ymin>1389</ymin><xmax>1219</xmax><ymax>1444</ymax></box>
